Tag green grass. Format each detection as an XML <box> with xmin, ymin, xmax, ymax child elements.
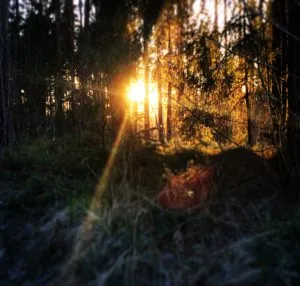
<box><xmin>1</xmin><ymin>135</ymin><xmax>109</xmax><ymax>208</ymax></box>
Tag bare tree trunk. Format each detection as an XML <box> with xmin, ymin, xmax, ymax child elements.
<box><xmin>242</xmin><ymin>2</ymin><xmax>253</xmax><ymax>147</ymax></box>
<box><xmin>156</xmin><ymin>39</ymin><xmax>164</xmax><ymax>144</ymax></box>
<box><xmin>12</xmin><ymin>0</ymin><xmax>20</xmax><ymax>140</ymax></box>
<box><xmin>224</xmin><ymin>0</ymin><xmax>227</xmax><ymax>47</ymax></box>
<box><xmin>166</xmin><ymin>10</ymin><xmax>172</xmax><ymax>142</ymax></box>
<box><xmin>158</xmin><ymin>81</ymin><xmax>164</xmax><ymax>143</ymax></box>
<box><xmin>84</xmin><ymin>0</ymin><xmax>90</xmax><ymax>38</ymax></box>
<box><xmin>271</xmin><ymin>0</ymin><xmax>289</xmax><ymax>171</ymax></box>
<box><xmin>167</xmin><ymin>82</ymin><xmax>172</xmax><ymax>141</ymax></box>
<box><xmin>77</xmin><ymin>0</ymin><xmax>90</xmax><ymax>135</ymax></box>
<box><xmin>133</xmin><ymin>101</ymin><xmax>138</xmax><ymax>133</ymax></box>
<box><xmin>245</xmin><ymin>67</ymin><xmax>253</xmax><ymax>146</ymax></box>
<box><xmin>64</xmin><ymin>0</ymin><xmax>75</xmax><ymax>134</ymax></box>
<box><xmin>79</xmin><ymin>0</ymin><xmax>83</xmax><ymax>30</ymax></box>
<box><xmin>109</xmin><ymin>71</ymin><xmax>126</xmax><ymax>138</ymax></box>
<box><xmin>214</xmin><ymin>0</ymin><xmax>218</xmax><ymax>31</ymax></box>
<box><xmin>287</xmin><ymin>0</ymin><xmax>300</xmax><ymax>166</ymax></box>
<box><xmin>80</xmin><ymin>0</ymin><xmax>90</xmax><ymax>107</ymax></box>
<box><xmin>144</xmin><ymin>40</ymin><xmax>150</xmax><ymax>141</ymax></box>
<box><xmin>55</xmin><ymin>0</ymin><xmax>63</xmax><ymax>138</ymax></box>
<box><xmin>0</xmin><ymin>0</ymin><xmax>12</xmax><ymax>145</ymax></box>
<box><xmin>176</xmin><ymin>0</ymin><xmax>186</xmax><ymax>135</ymax></box>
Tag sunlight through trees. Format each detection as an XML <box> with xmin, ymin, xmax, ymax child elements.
<box><xmin>1</xmin><ymin>0</ymin><xmax>300</xmax><ymax>167</ymax></box>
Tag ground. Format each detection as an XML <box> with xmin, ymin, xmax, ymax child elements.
<box><xmin>1</xmin><ymin>139</ymin><xmax>300</xmax><ymax>285</ymax></box>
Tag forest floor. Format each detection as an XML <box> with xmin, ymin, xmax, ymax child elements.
<box><xmin>1</xmin><ymin>136</ymin><xmax>300</xmax><ymax>286</ymax></box>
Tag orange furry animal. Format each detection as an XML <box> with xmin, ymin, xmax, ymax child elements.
<box><xmin>156</xmin><ymin>148</ymin><xmax>280</xmax><ymax>209</ymax></box>
<box><xmin>156</xmin><ymin>165</ymin><xmax>214</xmax><ymax>209</ymax></box>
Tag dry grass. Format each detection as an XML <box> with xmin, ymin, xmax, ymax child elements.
<box><xmin>56</xmin><ymin>192</ymin><xmax>300</xmax><ymax>286</ymax></box>
<box><xmin>1</xmin><ymin>137</ymin><xmax>298</xmax><ymax>285</ymax></box>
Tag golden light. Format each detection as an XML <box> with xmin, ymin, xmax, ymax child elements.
<box><xmin>192</xmin><ymin>0</ymin><xmax>226</xmax><ymax>30</ymax></box>
<box><xmin>65</xmin><ymin>113</ymin><xmax>129</xmax><ymax>274</ymax></box>
<box><xmin>127</xmin><ymin>79</ymin><xmax>159</xmax><ymax>108</ymax></box>
<box><xmin>127</xmin><ymin>80</ymin><xmax>145</xmax><ymax>102</ymax></box>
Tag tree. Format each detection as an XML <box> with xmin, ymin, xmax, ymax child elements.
<box><xmin>143</xmin><ymin>38</ymin><xmax>150</xmax><ymax>141</ymax></box>
<box><xmin>140</xmin><ymin>0</ymin><xmax>166</xmax><ymax>141</ymax></box>
<box><xmin>287</xmin><ymin>0</ymin><xmax>300</xmax><ymax>167</ymax></box>
<box><xmin>243</xmin><ymin>2</ymin><xmax>254</xmax><ymax>147</ymax></box>
<box><xmin>166</xmin><ymin>7</ymin><xmax>173</xmax><ymax>141</ymax></box>
<box><xmin>54</xmin><ymin>0</ymin><xmax>64</xmax><ymax>137</ymax></box>
<box><xmin>0</xmin><ymin>0</ymin><xmax>12</xmax><ymax>145</ymax></box>
<box><xmin>63</xmin><ymin>0</ymin><xmax>75</xmax><ymax>132</ymax></box>
<box><xmin>156</xmin><ymin>37</ymin><xmax>164</xmax><ymax>143</ymax></box>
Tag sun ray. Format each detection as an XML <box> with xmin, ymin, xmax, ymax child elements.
<box><xmin>63</xmin><ymin>112</ymin><xmax>129</xmax><ymax>277</ymax></box>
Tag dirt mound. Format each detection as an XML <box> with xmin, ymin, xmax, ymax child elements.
<box><xmin>213</xmin><ymin>148</ymin><xmax>280</xmax><ymax>198</ymax></box>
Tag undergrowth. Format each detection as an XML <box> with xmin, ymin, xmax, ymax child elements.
<box><xmin>1</xmin><ymin>135</ymin><xmax>109</xmax><ymax>207</ymax></box>
<box><xmin>57</xmin><ymin>194</ymin><xmax>300</xmax><ymax>286</ymax></box>
<box><xmin>1</xmin><ymin>135</ymin><xmax>300</xmax><ymax>285</ymax></box>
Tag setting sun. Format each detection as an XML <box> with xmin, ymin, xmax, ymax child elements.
<box><xmin>127</xmin><ymin>80</ymin><xmax>145</xmax><ymax>102</ymax></box>
<box><xmin>127</xmin><ymin>80</ymin><xmax>159</xmax><ymax>108</ymax></box>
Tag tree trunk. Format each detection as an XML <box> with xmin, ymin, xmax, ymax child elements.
<box><xmin>64</xmin><ymin>0</ymin><xmax>75</xmax><ymax>134</ymax></box>
<box><xmin>109</xmin><ymin>72</ymin><xmax>126</xmax><ymax>138</ymax></box>
<box><xmin>55</xmin><ymin>0</ymin><xmax>63</xmax><ymax>138</ymax></box>
<box><xmin>224</xmin><ymin>0</ymin><xmax>227</xmax><ymax>47</ymax></box>
<box><xmin>0</xmin><ymin>0</ymin><xmax>12</xmax><ymax>145</ymax></box>
<box><xmin>166</xmin><ymin>9</ymin><xmax>172</xmax><ymax>142</ymax></box>
<box><xmin>84</xmin><ymin>0</ymin><xmax>90</xmax><ymax>37</ymax></box>
<box><xmin>287</xmin><ymin>0</ymin><xmax>300</xmax><ymax>166</ymax></box>
<box><xmin>245</xmin><ymin>67</ymin><xmax>253</xmax><ymax>146</ymax></box>
<box><xmin>214</xmin><ymin>0</ymin><xmax>218</xmax><ymax>31</ymax></box>
<box><xmin>12</xmin><ymin>0</ymin><xmax>20</xmax><ymax>140</ymax></box>
<box><xmin>272</xmin><ymin>0</ymin><xmax>288</xmax><ymax>131</ymax></box>
<box><xmin>242</xmin><ymin>2</ymin><xmax>253</xmax><ymax>147</ymax></box>
<box><xmin>79</xmin><ymin>0</ymin><xmax>83</xmax><ymax>30</ymax></box>
<box><xmin>176</xmin><ymin>0</ymin><xmax>186</xmax><ymax>133</ymax></box>
<box><xmin>156</xmin><ymin>34</ymin><xmax>164</xmax><ymax>144</ymax></box>
<box><xmin>144</xmin><ymin>40</ymin><xmax>150</xmax><ymax>141</ymax></box>
<box><xmin>270</xmin><ymin>0</ymin><xmax>289</xmax><ymax>173</ymax></box>
<box><xmin>157</xmin><ymin>55</ymin><xmax>164</xmax><ymax>144</ymax></box>
<box><xmin>167</xmin><ymin>82</ymin><xmax>172</xmax><ymax>141</ymax></box>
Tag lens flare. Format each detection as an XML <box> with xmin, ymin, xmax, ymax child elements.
<box><xmin>63</xmin><ymin>112</ymin><xmax>129</xmax><ymax>278</ymax></box>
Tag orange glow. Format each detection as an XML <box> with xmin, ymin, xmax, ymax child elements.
<box><xmin>65</xmin><ymin>112</ymin><xmax>129</xmax><ymax>273</ymax></box>
<box><xmin>127</xmin><ymin>80</ymin><xmax>145</xmax><ymax>102</ymax></box>
<box><xmin>127</xmin><ymin>79</ymin><xmax>158</xmax><ymax>109</ymax></box>
<box><xmin>156</xmin><ymin>166</ymin><xmax>215</xmax><ymax>209</ymax></box>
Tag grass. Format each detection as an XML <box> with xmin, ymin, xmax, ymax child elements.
<box><xmin>58</xmin><ymin>195</ymin><xmax>300</xmax><ymax>286</ymax></box>
<box><xmin>1</xmin><ymin>135</ymin><xmax>109</xmax><ymax>208</ymax></box>
<box><xmin>1</xmin><ymin>135</ymin><xmax>300</xmax><ymax>285</ymax></box>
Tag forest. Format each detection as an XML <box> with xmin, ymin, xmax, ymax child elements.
<box><xmin>1</xmin><ymin>0</ymin><xmax>300</xmax><ymax>285</ymax></box>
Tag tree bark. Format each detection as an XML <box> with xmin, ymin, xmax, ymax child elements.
<box><xmin>287</xmin><ymin>0</ymin><xmax>300</xmax><ymax>166</ymax></box>
<box><xmin>55</xmin><ymin>0</ymin><xmax>63</xmax><ymax>137</ymax></box>
<box><xmin>144</xmin><ymin>40</ymin><xmax>150</xmax><ymax>141</ymax></box>
<box><xmin>64</xmin><ymin>0</ymin><xmax>75</xmax><ymax>133</ymax></box>
<box><xmin>166</xmin><ymin>9</ymin><xmax>172</xmax><ymax>142</ymax></box>
<box><xmin>214</xmin><ymin>0</ymin><xmax>218</xmax><ymax>31</ymax></box>
<box><xmin>224</xmin><ymin>0</ymin><xmax>227</xmax><ymax>47</ymax></box>
<box><xmin>157</xmin><ymin>50</ymin><xmax>164</xmax><ymax>144</ymax></box>
<box><xmin>167</xmin><ymin>82</ymin><xmax>172</xmax><ymax>141</ymax></box>
<box><xmin>79</xmin><ymin>0</ymin><xmax>83</xmax><ymax>30</ymax></box>
<box><xmin>245</xmin><ymin>66</ymin><xmax>254</xmax><ymax>146</ymax></box>
<box><xmin>242</xmin><ymin>2</ymin><xmax>253</xmax><ymax>147</ymax></box>
<box><xmin>0</xmin><ymin>0</ymin><xmax>12</xmax><ymax>145</ymax></box>
<box><xmin>109</xmin><ymin>72</ymin><xmax>126</xmax><ymax>138</ymax></box>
